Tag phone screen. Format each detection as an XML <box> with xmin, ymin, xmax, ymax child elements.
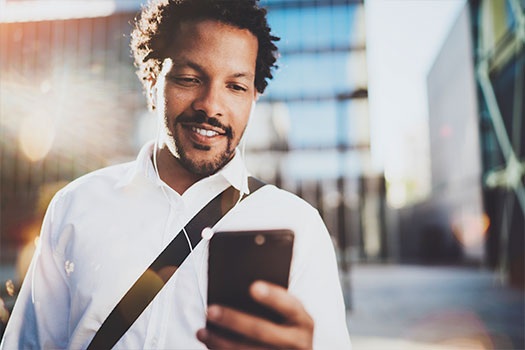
<box><xmin>207</xmin><ymin>229</ymin><xmax>294</xmax><ymax>337</ymax></box>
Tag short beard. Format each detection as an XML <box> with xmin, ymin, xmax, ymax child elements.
<box><xmin>168</xmin><ymin>112</ymin><xmax>237</xmax><ymax>177</ymax></box>
<box><xmin>175</xmin><ymin>132</ymin><xmax>235</xmax><ymax>176</ymax></box>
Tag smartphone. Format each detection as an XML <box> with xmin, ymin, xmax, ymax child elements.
<box><xmin>207</xmin><ymin>229</ymin><xmax>294</xmax><ymax>339</ymax></box>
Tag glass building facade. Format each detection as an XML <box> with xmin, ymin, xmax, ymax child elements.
<box><xmin>470</xmin><ymin>0</ymin><xmax>525</xmax><ymax>287</ymax></box>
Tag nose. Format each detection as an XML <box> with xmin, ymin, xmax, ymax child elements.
<box><xmin>191</xmin><ymin>83</ymin><xmax>224</xmax><ymax>118</ymax></box>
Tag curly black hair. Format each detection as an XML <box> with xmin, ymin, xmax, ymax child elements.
<box><xmin>130</xmin><ymin>0</ymin><xmax>279</xmax><ymax>104</ymax></box>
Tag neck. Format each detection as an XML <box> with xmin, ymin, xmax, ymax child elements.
<box><xmin>153</xmin><ymin>146</ymin><xmax>203</xmax><ymax>195</ymax></box>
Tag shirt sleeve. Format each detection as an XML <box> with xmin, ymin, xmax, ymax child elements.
<box><xmin>289</xmin><ymin>209</ymin><xmax>352</xmax><ymax>350</ymax></box>
<box><xmin>0</xmin><ymin>192</ymin><xmax>71</xmax><ymax>350</ymax></box>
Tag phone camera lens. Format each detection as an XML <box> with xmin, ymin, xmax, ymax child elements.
<box><xmin>255</xmin><ymin>234</ymin><xmax>265</xmax><ymax>245</ymax></box>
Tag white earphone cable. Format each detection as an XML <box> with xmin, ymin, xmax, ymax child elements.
<box><xmin>152</xmin><ymin>112</ymin><xmax>205</xmax><ymax>311</ymax></box>
<box><xmin>152</xmin><ymin>97</ymin><xmax>256</xmax><ymax>315</ymax></box>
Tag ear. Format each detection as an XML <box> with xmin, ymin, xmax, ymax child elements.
<box><xmin>146</xmin><ymin>76</ymin><xmax>157</xmax><ymax>111</ymax></box>
<box><xmin>249</xmin><ymin>97</ymin><xmax>257</xmax><ymax>118</ymax></box>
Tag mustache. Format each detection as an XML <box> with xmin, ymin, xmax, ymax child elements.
<box><xmin>176</xmin><ymin>112</ymin><xmax>233</xmax><ymax>137</ymax></box>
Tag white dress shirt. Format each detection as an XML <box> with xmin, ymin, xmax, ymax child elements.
<box><xmin>1</xmin><ymin>141</ymin><xmax>351</xmax><ymax>350</ymax></box>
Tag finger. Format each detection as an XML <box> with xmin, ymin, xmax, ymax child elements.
<box><xmin>197</xmin><ymin>328</ymin><xmax>237</xmax><ymax>350</ymax></box>
<box><xmin>196</xmin><ymin>328</ymin><xmax>270</xmax><ymax>350</ymax></box>
<box><xmin>250</xmin><ymin>281</ymin><xmax>314</xmax><ymax>328</ymax></box>
<box><xmin>206</xmin><ymin>305</ymin><xmax>310</xmax><ymax>349</ymax></box>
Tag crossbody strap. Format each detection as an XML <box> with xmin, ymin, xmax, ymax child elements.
<box><xmin>87</xmin><ymin>177</ymin><xmax>266</xmax><ymax>350</ymax></box>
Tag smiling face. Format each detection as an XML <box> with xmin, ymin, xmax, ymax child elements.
<box><xmin>153</xmin><ymin>20</ymin><xmax>258</xmax><ymax>177</ymax></box>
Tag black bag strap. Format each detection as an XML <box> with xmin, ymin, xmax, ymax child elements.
<box><xmin>87</xmin><ymin>177</ymin><xmax>266</xmax><ymax>350</ymax></box>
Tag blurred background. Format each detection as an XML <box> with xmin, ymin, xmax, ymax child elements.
<box><xmin>0</xmin><ymin>0</ymin><xmax>523</xmax><ymax>348</ymax></box>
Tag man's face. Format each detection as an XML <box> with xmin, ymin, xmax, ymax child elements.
<box><xmin>153</xmin><ymin>20</ymin><xmax>258</xmax><ymax>176</ymax></box>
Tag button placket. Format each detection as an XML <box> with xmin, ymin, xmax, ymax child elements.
<box><xmin>142</xmin><ymin>189</ymin><xmax>177</xmax><ymax>348</ymax></box>
<box><xmin>140</xmin><ymin>294</ymin><xmax>162</xmax><ymax>348</ymax></box>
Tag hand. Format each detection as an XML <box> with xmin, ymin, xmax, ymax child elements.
<box><xmin>197</xmin><ymin>281</ymin><xmax>314</xmax><ymax>349</ymax></box>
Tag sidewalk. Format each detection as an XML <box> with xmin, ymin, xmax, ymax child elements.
<box><xmin>345</xmin><ymin>265</ymin><xmax>525</xmax><ymax>350</ymax></box>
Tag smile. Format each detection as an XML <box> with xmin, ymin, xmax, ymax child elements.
<box><xmin>180</xmin><ymin>123</ymin><xmax>229</xmax><ymax>149</ymax></box>
<box><xmin>191</xmin><ymin>126</ymin><xmax>220</xmax><ymax>137</ymax></box>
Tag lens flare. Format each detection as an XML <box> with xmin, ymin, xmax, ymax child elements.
<box><xmin>439</xmin><ymin>337</ymin><xmax>491</xmax><ymax>349</ymax></box>
<box><xmin>0</xmin><ymin>298</ymin><xmax>9</xmax><ymax>324</ymax></box>
<box><xmin>406</xmin><ymin>309</ymin><xmax>495</xmax><ymax>350</ymax></box>
<box><xmin>5</xmin><ymin>280</ymin><xmax>15</xmax><ymax>297</ymax></box>
<box><xmin>440</xmin><ymin>124</ymin><xmax>453</xmax><ymax>138</ymax></box>
<box><xmin>16</xmin><ymin>221</ymin><xmax>41</xmax><ymax>281</ymax></box>
<box><xmin>18</xmin><ymin>115</ymin><xmax>55</xmax><ymax>162</ymax></box>
<box><xmin>451</xmin><ymin>212</ymin><xmax>490</xmax><ymax>247</ymax></box>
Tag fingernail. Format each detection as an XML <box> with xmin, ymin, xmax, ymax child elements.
<box><xmin>197</xmin><ymin>329</ymin><xmax>208</xmax><ymax>341</ymax></box>
<box><xmin>253</xmin><ymin>281</ymin><xmax>269</xmax><ymax>297</ymax></box>
<box><xmin>208</xmin><ymin>305</ymin><xmax>222</xmax><ymax>320</ymax></box>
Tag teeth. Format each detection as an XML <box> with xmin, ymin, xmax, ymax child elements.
<box><xmin>191</xmin><ymin>127</ymin><xmax>219</xmax><ymax>137</ymax></box>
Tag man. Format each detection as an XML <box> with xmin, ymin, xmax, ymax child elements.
<box><xmin>1</xmin><ymin>0</ymin><xmax>351</xmax><ymax>348</ymax></box>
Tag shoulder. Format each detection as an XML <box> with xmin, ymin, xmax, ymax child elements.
<box><xmin>41</xmin><ymin>161</ymin><xmax>135</xmax><ymax>246</ymax></box>
<box><xmin>250</xmin><ymin>184</ymin><xmax>318</xmax><ymax>216</ymax></box>
<box><xmin>45</xmin><ymin>161</ymin><xmax>135</xmax><ymax>221</ymax></box>
<box><xmin>221</xmin><ymin>184</ymin><xmax>326</xmax><ymax>238</ymax></box>
<box><xmin>63</xmin><ymin>161</ymin><xmax>134</xmax><ymax>193</ymax></box>
<box><xmin>54</xmin><ymin>161</ymin><xmax>134</xmax><ymax>201</ymax></box>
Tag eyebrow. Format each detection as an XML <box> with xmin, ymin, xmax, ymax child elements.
<box><xmin>171</xmin><ymin>59</ymin><xmax>254</xmax><ymax>80</ymax></box>
<box><xmin>172</xmin><ymin>60</ymin><xmax>204</xmax><ymax>73</ymax></box>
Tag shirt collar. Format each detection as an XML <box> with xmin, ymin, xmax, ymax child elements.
<box><xmin>117</xmin><ymin>140</ymin><xmax>250</xmax><ymax>194</ymax></box>
<box><xmin>216</xmin><ymin>146</ymin><xmax>250</xmax><ymax>194</ymax></box>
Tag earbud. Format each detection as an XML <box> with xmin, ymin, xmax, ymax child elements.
<box><xmin>150</xmin><ymin>86</ymin><xmax>157</xmax><ymax>110</ymax></box>
<box><xmin>201</xmin><ymin>227</ymin><xmax>215</xmax><ymax>240</ymax></box>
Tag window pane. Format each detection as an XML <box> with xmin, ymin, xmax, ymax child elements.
<box><xmin>266</xmin><ymin>5</ymin><xmax>361</xmax><ymax>50</ymax></box>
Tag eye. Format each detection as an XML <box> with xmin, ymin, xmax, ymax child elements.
<box><xmin>228</xmin><ymin>84</ymin><xmax>247</xmax><ymax>92</ymax></box>
<box><xmin>168</xmin><ymin>75</ymin><xmax>201</xmax><ymax>86</ymax></box>
<box><xmin>180</xmin><ymin>77</ymin><xmax>200</xmax><ymax>83</ymax></box>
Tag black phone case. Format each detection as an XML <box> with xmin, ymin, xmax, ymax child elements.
<box><xmin>207</xmin><ymin>229</ymin><xmax>294</xmax><ymax>340</ymax></box>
